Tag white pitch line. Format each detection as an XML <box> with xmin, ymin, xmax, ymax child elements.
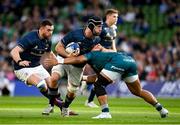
<box><xmin>0</xmin><ymin>108</ymin><xmax>180</xmax><ymax>115</ymax></box>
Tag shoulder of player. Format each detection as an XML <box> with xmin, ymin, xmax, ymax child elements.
<box><xmin>66</xmin><ymin>28</ymin><xmax>84</xmax><ymax>40</ymax></box>
<box><xmin>21</xmin><ymin>30</ymin><xmax>38</xmax><ymax>41</ymax></box>
<box><xmin>67</xmin><ymin>28</ymin><xmax>82</xmax><ymax>35</ymax></box>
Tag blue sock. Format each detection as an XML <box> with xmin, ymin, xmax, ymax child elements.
<box><xmin>88</xmin><ymin>88</ymin><xmax>96</xmax><ymax>102</ymax></box>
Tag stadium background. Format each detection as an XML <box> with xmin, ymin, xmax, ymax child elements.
<box><xmin>0</xmin><ymin>0</ymin><xmax>179</xmax><ymax>97</ymax></box>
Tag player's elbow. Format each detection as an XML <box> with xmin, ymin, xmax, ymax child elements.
<box><xmin>55</xmin><ymin>45</ymin><xmax>59</xmax><ymax>53</ymax></box>
<box><xmin>55</xmin><ymin>43</ymin><xmax>64</xmax><ymax>54</ymax></box>
<box><xmin>10</xmin><ymin>49</ymin><xmax>15</xmax><ymax>58</ymax></box>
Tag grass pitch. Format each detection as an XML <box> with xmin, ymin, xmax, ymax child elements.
<box><xmin>0</xmin><ymin>96</ymin><xmax>180</xmax><ymax>124</ymax></box>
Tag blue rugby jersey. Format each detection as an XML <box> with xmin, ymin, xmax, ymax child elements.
<box><xmin>61</xmin><ymin>28</ymin><xmax>100</xmax><ymax>55</ymax></box>
<box><xmin>99</xmin><ymin>22</ymin><xmax>117</xmax><ymax>49</ymax></box>
<box><xmin>13</xmin><ymin>30</ymin><xmax>52</xmax><ymax>70</ymax></box>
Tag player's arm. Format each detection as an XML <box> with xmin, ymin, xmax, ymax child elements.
<box><xmin>92</xmin><ymin>44</ymin><xmax>116</xmax><ymax>52</ymax></box>
<box><xmin>63</xmin><ymin>55</ymin><xmax>88</xmax><ymax>64</ymax></box>
<box><xmin>55</xmin><ymin>42</ymin><xmax>69</xmax><ymax>58</ymax></box>
<box><xmin>10</xmin><ymin>46</ymin><xmax>31</xmax><ymax>66</ymax></box>
<box><xmin>82</xmin><ymin>74</ymin><xmax>98</xmax><ymax>83</ymax></box>
<box><xmin>10</xmin><ymin>46</ymin><xmax>24</xmax><ymax>63</ymax></box>
<box><xmin>55</xmin><ymin>41</ymin><xmax>78</xmax><ymax>58</ymax></box>
<box><xmin>43</xmin><ymin>54</ymin><xmax>88</xmax><ymax>67</ymax></box>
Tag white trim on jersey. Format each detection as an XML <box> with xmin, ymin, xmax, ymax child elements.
<box><xmin>124</xmin><ymin>75</ymin><xmax>138</xmax><ymax>83</ymax></box>
<box><xmin>101</xmin><ymin>69</ymin><xmax>121</xmax><ymax>81</ymax></box>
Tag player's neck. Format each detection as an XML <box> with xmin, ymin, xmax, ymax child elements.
<box><xmin>38</xmin><ymin>29</ymin><xmax>44</xmax><ymax>39</ymax></box>
<box><xmin>105</xmin><ymin>20</ymin><xmax>113</xmax><ymax>27</ymax></box>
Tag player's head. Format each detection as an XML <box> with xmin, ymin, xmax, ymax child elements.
<box><xmin>87</xmin><ymin>16</ymin><xmax>102</xmax><ymax>36</ymax></box>
<box><xmin>39</xmin><ymin>19</ymin><xmax>54</xmax><ymax>39</ymax></box>
<box><xmin>105</xmin><ymin>9</ymin><xmax>118</xmax><ymax>25</ymax></box>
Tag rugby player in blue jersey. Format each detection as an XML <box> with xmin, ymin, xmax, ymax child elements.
<box><xmin>44</xmin><ymin>16</ymin><xmax>104</xmax><ymax>117</ymax></box>
<box><xmin>44</xmin><ymin>50</ymin><xmax>169</xmax><ymax>119</ymax></box>
<box><xmin>83</xmin><ymin>9</ymin><xmax>119</xmax><ymax>108</ymax></box>
<box><xmin>10</xmin><ymin>19</ymin><xmax>64</xmax><ymax>113</ymax></box>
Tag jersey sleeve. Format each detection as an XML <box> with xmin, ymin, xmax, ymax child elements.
<box><xmin>61</xmin><ymin>31</ymin><xmax>74</xmax><ymax>47</ymax></box>
<box><xmin>84</xmin><ymin>52</ymin><xmax>93</xmax><ymax>62</ymax></box>
<box><xmin>17</xmin><ymin>35</ymin><xmax>32</xmax><ymax>50</ymax></box>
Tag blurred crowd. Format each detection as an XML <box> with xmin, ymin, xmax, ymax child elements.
<box><xmin>117</xmin><ymin>31</ymin><xmax>180</xmax><ymax>81</ymax></box>
<box><xmin>0</xmin><ymin>0</ymin><xmax>179</xmax><ymax>95</ymax></box>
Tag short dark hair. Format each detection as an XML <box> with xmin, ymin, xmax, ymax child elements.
<box><xmin>39</xmin><ymin>19</ymin><xmax>53</xmax><ymax>27</ymax></box>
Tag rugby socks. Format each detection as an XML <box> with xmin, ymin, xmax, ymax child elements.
<box><xmin>36</xmin><ymin>80</ymin><xmax>50</xmax><ymax>99</ymax></box>
<box><xmin>37</xmin><ymin>80</ymin><xmax>63</xmax><ymax>108</ymax></box>
<box><xmin>48</xmin><ymin>87</ymin><xmax>59</xmax><ymax>107</ymax></box>
<box><xmin>37</xmin><ymin>80</ymin><xmax>47</xmax><ymax>92</ymax></box>
<box><xmin>154</xmin><ymin>102</ymin><xmax>163</xmax><ymax>111</ymax></box>
<box><xmin>63</xmin><ymin>95</ymin><xmax>74</xmax><ymax>108</ymax></box>
<box><xmin>88</xmin><ymin>88</ymin><xmax>96</xmax><ymax>103</ymax></box>
<box><xmin>101</xmin><ymin>104</ymin><xmax>109</xmax><ymax>112</ymax></box>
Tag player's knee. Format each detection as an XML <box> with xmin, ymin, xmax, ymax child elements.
<box><xmin>67</xmin><ymin>91</ymin><xmax>76</xmax><ymax>99</ymax></box>
<box><xmin>49</xmin><ymin>74</ymin><xmax>59</xmax><ymax>88</ymax></box>
<box><xmin>97</xmin><ymin>75</ymin><xmax>111</xmax><ymax>87</ymax></box>
<box><xmin>67</xmin><ymin>84</ymin><xmax>79</xmax><ymax>94</ymax></box>
<box><xmin>94</xmin><ymin>83</ymin><xmax>106</xmax><ymax>97</ymax></box>
<box><xmin>93</xmin><ymin>75</ymin><xmax>110</xmax><ymax>97</ymax></box>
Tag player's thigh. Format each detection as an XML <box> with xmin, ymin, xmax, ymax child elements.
<box><xmin>14</xmin><ymin>65</ymin><xmax>50</xmax><ymax>86</ymax></box>
<box><xmin>51</xmin><ymin>64</ymin><xmax>66</xmax><ymax>77</ymax></box>
<box><xmin>51</xmin><ymin>64</ymin><xmax>66</xmax><ymax>87</ymax></box>
<box><xmin>66</xmin><ymin>65</ymin><xmax>83</xmax><ymax>85</ymax></box>
<box><xmin>65</xmin><ymin>65</ymin><xmax>83</xmax><ymax>92</ymax></box>
<box><xmin>28</xmin><ymin>65</ymin><xmax>50</xmax><ymax>85</ymax></box>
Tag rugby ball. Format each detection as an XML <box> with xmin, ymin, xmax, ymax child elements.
<box><xmin>65</xmin><ymin>42</ymin><xmax>80</xmax><ymax>55</ymax></box>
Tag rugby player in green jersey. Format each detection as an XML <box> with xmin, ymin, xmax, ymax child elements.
<box><xmin>44</xmin><ymin>50</ymin><xmax>169</xmax><ymax>119</ymax></box>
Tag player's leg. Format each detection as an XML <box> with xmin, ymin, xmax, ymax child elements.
<box><xmin>62</xmin><ymin>86</ymin><xmax>76</xmax><ymax>117</ymax></box>
<box><xmin>85</xmin><ymin>86</ymin><xmax>99</xmax><ymax>107</ymax></box>
<box><xmin>42</xmin><ymin>64</ymin><xmax>64</xmax><ymax>115</ymax></box>
<box><xmin>27</xmin><ymin>74</ymin><xmax>57</xmax><ymax>115</ymax></box>
<box><xmin>14</xmin><ymin>66</ymin><xmax>51</xmax><ymax>100</ymax></box>
<box><xmin>92</xmin><ymin>69</ymin><xmax>121</xmax><ymax>119</ymax></box>
<box><xmin>42</xmin><ymin>72</ymin><xmax>63</xmax><ymax>115</ymax></box>
<box><xmin>125</xmin><ymin>77</ymin><xmax>168</xmax><ymax>118</ymax></box>
<box><xmin>92</xmin><ymin>74</ymin><xmax>112</xmax><ymax>119</ymax></box>
<box><xmin>82</xmin><ymin>65</ymin><xmax>98</xmax><ymax>108</ymax></box>
<box><xmin>61</xmin><ymin>65</ymin><xmax>82</xmax><ymax>117</ymax></box>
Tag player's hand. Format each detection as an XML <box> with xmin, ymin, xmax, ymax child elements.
<box><xmin>68</xmin><ymin>52</ymin><xmax>79</xmax><ymax>57</ymax></box>
<box><xmin>19</xmin><ymin>60</ymin><xmax>31</xmax><ymax>67</ymax></box>
<box><xmin>43</xmin><ymin>57</ymin><xmax>58</xmax><ymax>67</ymax></box>
<box><xmin>92</xmin><ymin>44</ymin><xmax>103</xmax><ymax>51</ymax></box>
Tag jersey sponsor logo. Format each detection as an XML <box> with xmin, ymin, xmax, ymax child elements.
<box><xmin>111</xmin><ymin>66</ymin><xmax>125</xmax><ymax>72</ymax></box>
<box><xmin>104</xmin><ymin>27</ymin><xmax>116</xmax><ymax>41</ymax></box>
<box><xmin>123</xmin><ymin>59</ymin><xmax>135</xmax><ymax>62</ymax></box>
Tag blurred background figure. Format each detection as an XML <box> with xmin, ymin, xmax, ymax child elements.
<box><xmin>0</xmin><ymin>57</ymin><xmax>15</xmax><ymax>96</ymax></box>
